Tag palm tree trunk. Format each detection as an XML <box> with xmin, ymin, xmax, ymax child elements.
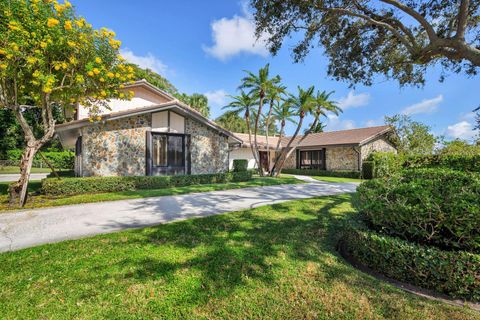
<box><xmin>264</xmin><ymin>100</ymin><xmax>274</xmax><ymax>174</ymax></box>
<box><xmin>269</xmin><ymin>122</ymin><xmax>285</xmax><ymax>176</ymax></box>
<box><xmin>253</xmin><ymin>95</ymin><xmax>264</xmax><ymax>176</ymax></box>
<box><xmin>274</xmin><ymin>116</ymin><xmax>304</xmax><ymax>177</ymax></box>
<box><xmin>245</xmin><ymin>111</ymin><xmax>260</xmax><ymax>172</ymax></box>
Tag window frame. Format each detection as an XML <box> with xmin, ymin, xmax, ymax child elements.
<box><xmin>298</xmin><ymin>149</ymin><xmax>325</xmax><ymax>170</ymax></box>
<box><xmin>151</xmin><ymin>132</ymin><xmax>186</xmax><ymax>168</ymax></box>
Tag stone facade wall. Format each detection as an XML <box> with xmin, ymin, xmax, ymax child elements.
<box><xmin>282</xmin><ymin>151</ymin><xmax>297</xmax><ymax>169</ymax></box>
<box><xmin>185</xmin><ymin>118</ymin><xmax>229</xmax><ymax>174</ymax></box>
<box><xmin>81</xmin><ymin>114</ymin><xmax>150</xmax><ymax>176</ymax></box>
<box><xmin>361</xmin><ymin>137</ymin><xmax>397</xmax><ymax>160</ymax></box>
<box><xmin>325</xmin><ymin>146</ymin><xmax>359</xmax><ymax>171</ymax></box>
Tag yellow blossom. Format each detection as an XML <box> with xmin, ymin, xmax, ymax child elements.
<box><xmin>107</xmin><ymin>72</ymin><xmax>115</xmax><ymax>78</ymax></box>
<box><xmin>95</xmin><ymin>57</ymin><xmax>102</xmax><ymax>64</ymax></box>
<box><xmin>119</xmin><ymin>93</ymin><xmax>125</xmax><ymax>98</ymax></box>
<box><xmin>67</xmin><ymin>41</ymin><xmax>76</xmax><ymax>47</ymax></box>
<box><xmin>75</xmin><ymin>18</ymin><xmax>85</xmax><ymax>28</ymax></box>
<box><xmin>96</xmin><ymin>116</ymin><xmax>102</xmax><ymax>121</ymax></box>
<box><xmin>62</xmin><ymin>62</ymin><xmax>68</xmax><ymax>69</ymax></box>
<box><xmin>27</xmin><ymin>57</ymin><xmax>37</xmax><ymax>64</ymax></box>
<box><xmin>54</xmin><ymin>65</ymin><xmax>61</xmax><ymax>71</ymax></box>
<box><xmin>0</xmin><ymin>63</ymin><xmax>6</xmax><ymax>70</ymax></box>
<box><xmin>64</xmin><ymin>21</ymin><xmax>72</xmax><ymax>31</ymax></box>
<box><xmin>8</xmin><ymin>21</ymin><xmax>20</xmax><ymax>31</ymax></box>
<box><xmin>40</xmin><ymin>42</ymin><xmax>47</xmax><ymax>48</ymax></box>
<box><xmin>93</xmin><ymin>68</ymin><xmax>100</xmax><ymax>75</ymax></box>
<box><xmin>47</xmin><ymin>18</ymin><xmax>60</xmax><ymax>28</ymax></box>
<box><xmin>100</xmin><ymin>90</ymin><xmax>107</xmax><ymax>97</ymax></box>
<box><xmin>87</xmin><ymin>71</ymin><xmax>94</xmax><ymax>77</ymax></box>
<box><xmin>64</xmin><ymin>1</ymin><xmax>72</xmax><ymax>8</ymax></box>
<box><xmin>99</xmin><ymin>77</ymin><xmax>105</xmax><ymax>82</ymax></box>
<box><xmin>69</xmin><ymin>56</ymin><xmax>77</xmax><ymax>64</ymax></box>
<box><xmin>0</xmin><ymin>49</ymin><xmax>5</xmax><ymax>55</ymax></box>
<box><xmin>43</xmin><ymin>86</ymin><xmax>52</xmax><ymax>93</ymax></box>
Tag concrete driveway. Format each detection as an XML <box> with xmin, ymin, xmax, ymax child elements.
<box><xmin>0</xmin><ymin>179</ymin><xmax>357</xmax><ymax>252</ymax></box>
<box><xmin>0</xmin><ymin>173</ymin><xmax>48</xmax><ymax>182</ymax></box>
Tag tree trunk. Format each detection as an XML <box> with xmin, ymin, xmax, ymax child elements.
<box><xmin>269</xmin><ymin>121</ymin><xmax>285</xmax><ymax>176</ymax></box>
<box><xmin>264</xmin><ymin>100</ymin><xmax>274</xmax><ymax>174</ymax></box>
<box><xmin>245</xmin><ymin>110</ymin><xmax>260</xmax><ymax>173</ymax></box>
<box><xmin>253</xmin><ymin>95</ymin><xmax>264</xmax><ymax>176</ymax></box>
<box><xmin>9</xmin><ymin>145</ymin><xmax>38</xmax><ymax>207</ymax></box>
<box><xmin>273</xmin><ymin>116</ymin><xmax>305</xmax><ymax>177</ymax></box>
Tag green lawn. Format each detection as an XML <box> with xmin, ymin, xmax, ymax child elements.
<box><xmin>0</xmin><ymin>166</ymin><xmax>57</xmax><ymax>174</ymax></box>
<box><xmin>312</xmin><ymin>176</ymin><xmax>364</xmax><ymax>183</ymax></box>
<box><xmin>0</xmin><ymin>176</ymin><xmax>302</xmax><ymax>211</ymax></box>
<box><xmin>0</xmin><ymin>194</ymin><xmax>475</xmax><ymax>319</ymax></box>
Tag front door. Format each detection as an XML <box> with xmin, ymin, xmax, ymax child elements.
<box><xmin>147</xmin><ymin>132</ymin><xmax>191</xmax><ymax>175</ymax></box>
<box><xmin>259</xmin><ymin>151</ymin><xmax>269</xmax><ymax>172</ymax></box>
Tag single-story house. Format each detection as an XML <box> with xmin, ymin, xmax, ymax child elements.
<box><xmin>56</xmin><ymin>80</ymin><xmax>242</xmax><ymax>177</ymax></box>
<box><xmin>229</xmin><ymin>126</ymin><xmax>396</xmax><ymax>172</ymax></box>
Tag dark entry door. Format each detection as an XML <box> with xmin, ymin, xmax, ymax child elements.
<box><xmin>148</xmin><ymin>132</ymin><xmax>190</xmax><ymax>175</ymax></box>
<box><xmin>259</xmin><ymin>151</ymin><xmax>269</xmax><ymax>171</ymax></box>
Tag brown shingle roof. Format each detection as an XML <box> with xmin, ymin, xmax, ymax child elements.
<box><xmin>233</xmin><ymin>125</ymin><xmax>392</xmax><ymax>149</ymax></box>
<box><xmin>231</xmin><ymin>133</ymin><xmax>281</xmax><ymax>148</ymax></box>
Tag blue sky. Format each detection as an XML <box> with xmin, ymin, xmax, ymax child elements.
<box><xmin>71</xmin><ymin>0</ymin><xmax>478</xmax><ymax>141</ymax></box>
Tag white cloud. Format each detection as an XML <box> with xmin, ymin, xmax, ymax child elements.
<box><xmin>336</xmin><ymin>91</ymin><xmax>370</xmax><ymax>110</ymax></box>
<box><xmin>325</xmin><ymin>113</ymin><xmax>356</xmax><ymax>131</ymax></box>
<box><xmin>203</xmin><ymin>6</ymin><xmax>269</xmax><ymax>60</ymax></box>
<box><xmin>205</xmin><ymin>89</ymin><xmax>228</xmax><ymax>106</ymax></box>
<box><xmin>445</xmin><ymin>121</ymin><xmax>477</xmax><ymax>140</ymax></box>
<box><xmin>364</xmin><ymin>119</ymin><xmax>384</xmax><ymax>127</ymax></box>
<box><xmin>120</xmin><ymin>48</ymin><xmax>167</xmax><ymax>75</ymax></box>
<box><xmin>401</xmin><ymin>95</ymin><xmax>443</xmax><ymax>116</ymax></box>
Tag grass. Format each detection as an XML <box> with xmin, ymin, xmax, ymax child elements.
<box><xmin>312</xmin><ymin>176</ymin><xmax>364</xmax><ymax>183</ymax></box>
<box><xmin>0</xmin><ymin>176</ymin><xmax>303</xmax><ymax>211</ymax></box>
<box><xmin>0</xmin><ymin>166</ymin><xmax>57</xmax><ymax>174</ymax></box>
<box><xmin>0</xmin><ymin>194</ymin><xmax>475</xmax><ymax>319</ymax></box>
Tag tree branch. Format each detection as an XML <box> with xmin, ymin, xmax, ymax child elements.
<box><xmin>456</xmin><ymin>0</ymin><xmax>470</xmax><ymax>40</ymax></box>
<box><xmin>380</xmin><ymin>0</ymin><xmax>437</xmax><ymax>41</ymax></box>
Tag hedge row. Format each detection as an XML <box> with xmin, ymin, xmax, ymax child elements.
<box><xmin>6</xmin><ymin>149</ymin><xmax>74</xmax><ymax>169</ymax></box>
<box><xmin>342</xmin><ymin>227</ymin><xmax>480</xmax><ymax>301</ymax></box>
<box><xmin>281</xmin><ymin>168</ymin><xmax>361</xmax><ymax>179</ymax></box>
<box><xmin>232</xmin><ymin>159</ymin><xmax>248</xmax><ymax>172</ymax></box>
<box><xmin>363</xmin><ymin>152</ymin><xmax>480</xmax><ymax>178</ymax></box>
<box><xmin>41</xmin><ymin>171</ymin><xmax>253</xmax><ymax>196</ymax></box>
<box><xmin>357</xmin><ymin>168</ymin><xmax>480</xmax><ymax>253</ymax></box>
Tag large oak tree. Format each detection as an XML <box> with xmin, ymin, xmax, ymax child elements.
<box><xmin>251</xmin><ymin>0</ymin><xmax>480</xmax><ymax>86</ymax></box>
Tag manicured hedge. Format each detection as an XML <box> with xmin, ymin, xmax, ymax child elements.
<box><xmin>41</xmin><ymin>171</ymin><xmax>253</xmax><ymax>196</ymax></box>
<box><xmin>6</xmin><ymin>149</ymin><xmax>74</xmax><ymax>169</ymax></box>
<box><xmin>281</xmin><ymin>169</ymin><xmax>361</xmax><ymax>179</ymax></box>
<box><xmin>232</xmin><ymin>159</ymin><xmax>248</xmax><ymax>172</ymax></box>
<box><xmin>356</xmin><ymin>168</ymin><xmax>480</xmax><ymax>253</ymax></box>
<box><xmin>342</xmin><ymin>227</ymin><xmax>480</xmax><ymax>301</ymax></box>
<box><xmin>363</xmin><ymin>152</ymin><xmax>480</xmax><ymax>178</ymax></box>
<box><xmin>46</xmin><ymin>170</ymin><xmax>75</xmax><ymax>178</ymax></box>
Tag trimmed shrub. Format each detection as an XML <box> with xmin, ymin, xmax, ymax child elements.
<box><xmin>281</xmin><ymin>169</ymin><xmax>361</xmax><ymax>179</ymax></box>
<box><xmin>232</xmin><ymin>159</ymin><xmax>248</xmax><ymax>172</ymax></box>
<box><xmin>356</xmin><ymin>168</ymin><xmax>480</xmax><ymax>253</ymax></box>
<box><xmin>365</xmin><ymin>152</ymin><xmax>402</xmax><ymax>178</ymax></box>
<box><xmin>41</xmin><ymin>171</ymin><xmax>253</xmax><ymax>196</ymax></box>
<box><xmin>46</xmin><ymin>170</ymin><xmax>75</xmax><ymax>178</ymax></box>
<box><xmin>361</xmin><ymin>161</ymin><xmax>374</xmax><ymax>179</ymax></box>
<box><xmin>6</xmin><ymin>149</ymin><xmax>74</xmax><ymax>169</ymax></box>
<box><xmin>342</xmin><ymin>227</ymin><xmax>480</xmax><ymax>301</ymax></box>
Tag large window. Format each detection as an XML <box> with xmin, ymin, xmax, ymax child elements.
<box><xmin>152</xmin><ymin>134</ymin><xmax>185</xmax><ymax>167</ymax></box>
<box><xmin>299</xmin><ymin>150</ymin><xmax>325</xmax><ymax>169</ymax></box>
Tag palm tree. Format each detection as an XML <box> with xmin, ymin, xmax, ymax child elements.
<box><xmin>270</xmin><ymin>98</ymin><xmax>297</xmax><ymax>174</ymax></box>
<box><xmin>239</xmin><ymin>64</ymin><xmax>281</xmax><ymax>175</ymax></box>
<box><xmin>273</xmin><ymin>86</ymin><xmax>316</xmax><ymax>176</ymax></box>
<box><xmin>264</xmin><ymin>83</ymin><xmax>286</xmax><ymax>173</ymax></box>
<box><xmin>274</xmin><ymin>89</ymin><xmax>341</xmax><ymax>176</ymax></box>
<box><xmin>222</xmin><ymin>91</ymin><xmax>260</xmax><ymax>169</ymax></box>
<box><xmin>188</xmin><ymin>93</ymin><xmax>210</xmax><ymax>118</ymax></box>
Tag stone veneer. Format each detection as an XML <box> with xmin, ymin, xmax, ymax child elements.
<box><xmin>185</xmin><ymin>118</ymin><xmax>229</xmax><ymax>174</ymax></box>
<box><xmin>361</xmin><ymin>137</ymin><xmax>396</xmax><ymax>160</ymax></box>
<box><xmin>81</xmin><ymin>114</ymin><xmax>150</xmax><ymax>176</ymax></box>
<box><xmin>325</xmin><ymin>146</ymin><xmax>359</xmax><ymax>171</ymax></box>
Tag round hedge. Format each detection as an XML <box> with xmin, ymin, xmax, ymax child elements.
<box><xmin>341</xmin><ymin>227</ymin><xmax>480</xmax><ymax>301</ymax></box>
<box><xmin>356</xmin><ymin>168</ymin><xmax>480</xmax><ymax>253</ymax></box>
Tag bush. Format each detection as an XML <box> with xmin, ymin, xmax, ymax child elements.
<box><xmin>361</xmin><ymin>161</ymin><xmax>374</xmax><ymax>179</ymax></box>
<box><xmin>41</xmin><ymin>171</ymin><xmax>253</xmax><ymax>196</ymax></box>
<box><xmin>46</xmin><ymin>170</ymin><xmax>75</xmax><ymax>178</ymax></box>
<box><xmin>356</xmin><ymin>168</ymin><xmax>480</xmax><ymax>252</ymax></box>
<box><xmin>232</xmin><ymin>159</ymin><xmax>248</xmax><ymax>172</ymax></box>
<box><xmin>365</xmin><ymin>152</ymin><xmax>401</xmax><ymax>178</ymax></box>
<box><xmin>281</xmin><ymin>169</ymin><xmax>361</xmax><ymax>179</ymax></box>
<box><xmin>6</xmin><ymin>149</ymin><xmax>74</xmax><ymax>169</ymax></box>
<box><xmin>342</xmin><ymin>227</ymin><xmax>480</xmax><ymax>301</ymax></box>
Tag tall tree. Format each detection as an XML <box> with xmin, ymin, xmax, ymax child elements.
<box><xmin>223</xmin><ymin>91</ymin><xmax>260</xmax><ymax>169</ymax></box>
<box><xmin>239</xmin><ymin>64</ymin><xmax>281</xmax><ymax>175</ymax></box>
<box><xmin>439</xmin><ymin>139</ymin><xmax>480</xmax><ymax>155</ymax></box>
<box><xmin>251</xmin><ymin>0</ymin><xmax>480</xmax><ymax>86</ymax></box>
<box><xmin>215</xmin><ymin>111</ymin><xmax>248</xmax><ymax>133</ymax></box>
<box><xmin>0</xmin><ymin>0</ymin><xmax>132</xmax><ymax>206</ymax></box>
<box><xmin>384</xmin><ymin>114</ymin><xmax>437</xmax><ymax>154</ymax></box>
<box><xmin>304</xmin><ymin>121</ymin><xmax>326</xmax><ymax>134</ymax></box>
<box><xmin>264</xmin><ymin>82</ymin><xmax>286</xmax><ymax>167</ymax></box>
<box><xmin>186</xmin><ymin>93</ymin><xmax>210</xmax><ymax>118</ymax></box>
<box><xmin>130</xmin><ymin>65</ymin><xmax>178</xmax><ymax>95</ymax></box>
<box><xmin>271</xmin><ymin>99</ymin><xmax>297</xmax><ymax>171</ymax></box>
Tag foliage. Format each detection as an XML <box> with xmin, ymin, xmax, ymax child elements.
<box><xmin>0</xmin><ymin>0</ymin><xmax>134</xmax><ymax>205</ymax></box>
<box><xmin>439</xmin><ymin>139</ymin><xmax>480</xmax><ymax>156</ymax></box>
<box><xmin>130</xmin><ymin>64</ymin><xmax>178</xmax><ymax>95</ymax></box>
<box><xmin>342</xmin><ymin>227</ymin><xmax>480</xmax><ymax>301</ymax></box>
<box><xmin>250</xmin><ymin>0</ymin><xmax>480</xmax><ymax>87</ymax></box>
<box><xmin>364</xmin><ymin>152</ymin><xmax>401</xmax><ymax>178</ymax></box>
<box><xmin>7</xmin><ymin>149</ymin><xmax>74</xmax><ymax>169</ymax></box>
<box><xmin>361</xmin><ymin>161</ymin><xmax>374</xmax><ymax>180</ymax></box>
<box><xmin>232</xmin><ymin>159</ymin><xmax>248</xmax><ymax>172</ymax></box>
<box><xmin>176</xmin><ymin>93</ymin><xmax>210</xmax><ymax>118</ymax></box>
<box><xmin>282</xmin><ymin>168</ymin><xmax>360</xmax><ymax>179</ymax></box>
<box><xmin>41</xmin><ymin>171</ymin><xmax>253</xmax><ymax>196</ymax></box>
<box><xmin>215</xmin><ymin>111</ymin><xmax>248</xmax><ymax>133</ymax></box>
<box><xmin>356</xmin><ymin>168</ymin><xmax>480</xmax><ymax>253</ymax></box>
<box><xmin>304</xmin><ymin>121</ymin><xmax>325</xmax><ymax>134</ymax></box>
<box><xmin>385</xmin><ymin>114</ymin><xmax>437</xmax><ymax>155</ymax></box>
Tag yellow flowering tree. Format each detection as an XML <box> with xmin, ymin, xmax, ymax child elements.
<box><xmin>0</xmin><ymin>0</ymin><xmax>134</xmax><ymax>206</ymax></box>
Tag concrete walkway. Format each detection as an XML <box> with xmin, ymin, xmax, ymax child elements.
<box><xmin>0</xmin><ymin>179</ymin><xmax>357</xmax><ymax>252</ymax></box>
<box><xmin>0</xmin><ymin>173</ymin><xmax>48</xmax><ymax>182</ymax></box>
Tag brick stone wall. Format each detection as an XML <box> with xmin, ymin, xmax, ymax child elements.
<box><xmin>81</xmin><ymin>114</ymin><xmax>150</xmax><ymax>176</ymax></box>
<box><xmin>325</xmin><ymin>146</ymin><xmax>359</xmax><ymax>171</ymax></box>
<box><xmin>361</xmin><ymin>137</ymin><xmax>397</xmax><ymax>160</ymax></box>
<box><xmin>282</xmin><ymin>151</ymin><xmax>297</xmax><ymax>169</ymax></box>
<box><xmin>185</xmin><ymin>118</ymin><xmax>229</xmax><ymax>174</ymax></box>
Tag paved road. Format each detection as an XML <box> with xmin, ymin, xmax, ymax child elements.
<box><xmin>0</xmin><ymin>179</ymin><xmax>357</xmax><ymax>252</ymax></box>
<box><xmin>0</xmin><ymin>173</ymin><xmax>48</xmax><ymax>182</ymax></box>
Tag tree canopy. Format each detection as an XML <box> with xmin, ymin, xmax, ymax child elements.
<box><xmin>251</xmin><ymin>0</ymin><xmax>480</xmax><ymax>86</ymax></box>
<box><xmin>385</xmin><ymin>114</ymin><xmax>437</xmax><ymax>154</ymax></box>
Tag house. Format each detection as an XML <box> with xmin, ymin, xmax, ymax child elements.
<box><xmin>229</xmin><ymin>126</ymin><xmax>396</xmax><ymax>172</ymax></box>
<box><xmin>56</xmin><ymin>80</ymin><xmax>242</xmax><ymax>177</ymax></box>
